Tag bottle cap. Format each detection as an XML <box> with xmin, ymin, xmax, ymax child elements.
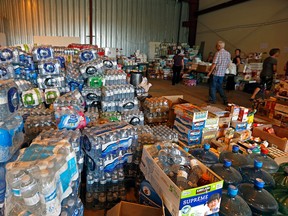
<box><xmin>261</xmin><ymin>148</ymin><xmax>269</xmax><ymax>155</ymax></box>
<box><xmin>254</xmin><ymin>160</ymin><xmax>263</xmax><ymax>169</ymax></box>
<box><xmin>254</xmin><ymin>178</ymin><xmax>265</xmax><ymax>189</ymax></box>
<box><xmin>204</xmin><ymin>143</ymin><xmax>210</xmax><ymax>151</ymax></box>
<box><xmin>156</xmin><ymin>145</ymin><xmax>161</xmax><ymax>151</ymax></box>
<box><xmin>202</xmin><ymin>173</ymin><xmax>210</xmax><ymax>181</ymax></box>
<box><xmin>183</xmin><ymin>147</ymin><xmax>189</xmax><ymax>152</ymax></box>
<box><xmin>223</xmin><ymin>159</ymin><xmax>232</xmax><ymax>168</ymax></box>
<box><xmin>227</xmin><ymin>185</ymin><xmax>238</xmax><ymax>197</ymax></box>
<box><xmin>232</xmin><ymin>145</ymin><xmax>239</xmax><ymax>153</ymax></box>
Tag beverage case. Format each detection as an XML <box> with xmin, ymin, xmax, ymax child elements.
<box><xmin>21</xmin><ymin>88</ymin><xmax>44</xmax><ymax>107</ymax></box>
<box><xmin>32</xmin><ymin>46</ymin><xmax>54</xmax><ymax>61</ymax></box>
<box><xmin>0</xmin><ymin>47</ymin><xmax>20</xmax><ymax>63</ymax></box>
<box><xmin>78</xmin><ymin>49</ymin><xmax>98</xmax><ymax>63</ymax></box>
<box><xmin>37</xmin><ymin>75</ymin><xmax>65</xmax><ymax>89</ymax></box>
<box><xmin>0</xmin><ymin>63</ymin><xmax>15</xmax><ymax>80</ymax></box>
<box><xmin>38</xmin><ymin>59</ymin><xmax>61</xmax><ymax>76</ymax></box>
<box><xmin>79</xmin><ymin>59</ymin><xmax>103</xmax><ymax>78</ymax></box>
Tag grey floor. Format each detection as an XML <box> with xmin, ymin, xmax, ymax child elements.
<box><xmin>148</xmin><ymin>79</ymin><xmax>252</xmax><ymax>109</ymax></box>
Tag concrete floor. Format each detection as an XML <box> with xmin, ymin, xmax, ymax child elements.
<box><xmin>148</xmin><ymin>78</ymin><xmax>252</xmax><ymax>108</ymax></box>
<box><xmin>84</xmin><ymin>79</ymin><xmax>254</xmax><ymax>216</ymax></box>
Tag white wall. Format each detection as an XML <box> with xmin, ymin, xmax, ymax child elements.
<box><xmin>196</xmin><ymin>0</ymin><xmax>288</xmax><ymax>74</ymax></box>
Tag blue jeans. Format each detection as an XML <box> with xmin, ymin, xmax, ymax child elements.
<box><xmin>209</xmin><ymin>75</ymin><xmax>227</xmax><ymax>102</ymax></box>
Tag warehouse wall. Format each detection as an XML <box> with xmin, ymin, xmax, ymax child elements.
<box><xmin>196</xmin><ymin>0</ymin><xmax>288</xmax><ymax>74</ymax></box>
<box><xmin>0</xmin><ymin>0</ymin><xmax>189</xmax><ymax>55</ymax></box>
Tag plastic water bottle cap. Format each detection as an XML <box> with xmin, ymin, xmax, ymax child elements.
<box><xmin>261</xmin><ymin>148</ymin><xmax>269</xmax><ymax>155</ymax></box>
<box><xmin>223</xmin><ymin>159</ymin><xmax>232</xmax><ymax>168</ymax></box>
<box><xmin>183</xmin><ymin>147</ymin><xmax>189</xmax><ymax>152</ymax></box>
<box><xmin>227</xmin><ymin>185</ymin><xmax>238</xmax><ymax>197</ymax></box>
<box><xmin>0</xmin><ymin>129</ymin><xmax>12</xmax><ymax>147</ymax></box>
<box><xmin>204</xmin><ymin>143</ymin><xmax>210</xmax><ymax>151</ymax></box>
<box><xmin>232</xmin><ymin>145</ymin><xmax>239</xmax><ymax>153</ymax></box>
<box><xmin>254</xmin><ymin>160</ymin><xmax>263</xmax><ymax>169</ymax></box>
<box><xmin>254</xmin><ymin>178</ymin><xmax>265</xmax><ymax>189</ymax></box>
<box><xmin>156</xmin><ymin>145</ymin><xmax>161</xmax><ymax>151</ymax></box>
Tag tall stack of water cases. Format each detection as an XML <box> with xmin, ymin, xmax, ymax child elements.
<box><xmin>82</xmin><ymin>122</ymin><xmax>136</xmax><ymax>210</ymax></box>
<box><xmin>0</xmin><ymin>47</ymin><xmax>24</xmax><ymax>214</ymax></box>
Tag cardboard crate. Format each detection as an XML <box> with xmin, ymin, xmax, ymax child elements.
<box><xmin>275</xmin><ymin>103</ymin><xmax>288</xmax><ymax>115</ymax></box>
<box><xmin>106</xmin><ymin>201</ymin><xmax>162</xmax><ymax>216</ymax></box>
<box><xmin>252</xmin><ymin>125</ymin><xmax>288</xmax><ymax>152</ymax></box>
<box><xmin>202</xmin><ymin>128</ymin><xmax>218</xmax><ymax>144</ymax></box>
<box><xmin>205</xmin><ymin>112</ymin><xmax>219</xmax><ymax>129</ymax></box>
<box><xmin>174</xmin><ymin>125</ymin><xmax>202</xmax><ymax>145</ymax></box>
<box><xmin>197</xmin><ymin>64</ymin><xmax>210</xmax><ymax>73</ymax></box>
<box><xmin>174</xmin><ymin>104</ymin><xmax>208</xmax><ymax>123</ymax></box>
<box><xmin>231</xmin><ymin>121</ymin><xmax>248</xmax><ymax>132</ymax></box>
<box><xmin>164</xmin><ymin>95</ymin><xmax>189</xmax><ymax>127</ymax></box>
<box><xmin>140</xmin><ymin>146</ymin><xmax>224</xmax><ymax>216</ymax></box>
<box><xmin>175</xmin><ymin>115</ymin><xmax>206</xmax><ymax>130</ymax></box>
<box><xmin>214</xmin><ymin>111</ymin><xmax>231</xmax><ymax>128</ymax></box>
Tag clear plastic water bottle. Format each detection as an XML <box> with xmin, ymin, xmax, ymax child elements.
<box><xmin>247</xmin><ymin>148</ymin><xmax>279</xmax><ymax>174</ymax></box>
<box><xmin>190</xmin><ymin>143</ymin><xmax>218</xmax><ymax>167</ymax></box>
<box><xmin>39</xmin><ymin>170</ymin><xmax>61</xmax><ymax>216</ymax></box>
<box><xmin>220</xmin><ymin>185</ymin><xmax>252</xmax><ymax>216</ymax></box>
<box><xmin>239</xmin><ymin>160</ymin><xmax>275</xmax><ymax>189</ymax></box>
<box><xmin>98</xmin><ymin>172</ymin><xmax>107</xmax><ymax>209</ymax></box>
<box><xmin>67</xmin><ymin>199</ymin><xmax>79</xmax><ymax>215</ymax></box>
<box><xmin>176</xmin><ymin>165</ymin><xmax>190</xmax><ymax>190</ymax></box>
<box><xmin>238</xmin><ymin>178</ymin><xmax>278</xmax><ymax>215</ymax></box>
<box><xmin>187</xmin><ymin>159</ymin><xmax>203</xmax><ymax>188</ymax></box>
<box><xmin>219</xmin><ymin>145</ymin><xmax>249</xmax><ymax>169</ymax></box>
<box><xmin>210</xmin><ymin>159</ymin><xmax>243</xmax><ymax>188</ymax></box>
<box><xmin>20</xmin><ymin>174</ymin><xmax>42</xmax><ymax>213</ymax></box>
<box><xmin>6</xmin><ymin>168</ymin><xmax>26</xmax><ymax>201</ymax></box>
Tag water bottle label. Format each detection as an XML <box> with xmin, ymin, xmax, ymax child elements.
<box><xmin>67</xmin><ymin>152</ymin><xmax>78</xmax><ymax>181</ymax></box>
<box><xmin>178</xmin><ymin>170</ymin><xmax>188</xmax><ymax>179</ymax></box>
<box><xmin>23</xmin><ymin>192</ymin><xmax>40</xmax><ymax>206</ymax></box>
<box><xmin>12</xmin><ymin>188</ymin><xmax>21</xmax><ymax>196</ymax></box>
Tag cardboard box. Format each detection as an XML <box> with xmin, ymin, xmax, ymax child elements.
<box><xmin>205</xmin><ymin>112</ymin><xmax>219</xmax><ymax>129</ymax></box>
<box><xmin>252</xmin><ymin>125</ymin><xmax>288</xmax><ymax>152</ymax></box>
<box><xmin>202</xmin><ymin>128</ymin><xmax>218</xmax><ymax>143</ymax></box>
<box><xmin>197</xmin><ymin>64</ymin><xmax>210</xmax><ymax>73</ymax></box>
<box><xmin>215</xmin><ymin>111</ymin><xmax>231</xmax><ymax>128</ymax></box>
<box><xmin>231</xmin><ymin>121</ymin><xmax>248</xmax><ymax>132</ymax></box>
<box><xmin>164</xmin><ymin>95</ymin><xmax>189</xmax><ymax>127</ymax></box>
<box><xmin>226</xmin><ymin>104</ymin><xmax>240</xmax><ymax>121</ymax></box>
<box><xmin>275</xmin><ymin>103</ymin><xmax>288</xmax><ymax>115</ymax></box>
<box><xmin>173</xmin><ymin>125</ymin><xmax>202</xmax><ymax>145</ymax></box>
<box><xmin>174</xmin><ymin>104</ymin><xmax>208</xmax><ymax>123</ymax></box>
<box><xmin>106</xmin><ymin>201</ymin><xmax>162</xmax><ymax>216</ymax></box>
<box><xmin>175</xmin><ymin>115</ymin><xmax>206</xmax><ymax>130</ymax></box>
<box><xmin>238</xmin><ymin>107</ymin><xmax>249</xmax><ymax>122</ymax></box>
<box><xmin>140</xmin><ymin>146</ymin><xmax>224</xmax><ymax>216</ymax></box>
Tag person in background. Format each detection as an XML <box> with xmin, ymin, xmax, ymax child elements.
<box><xmin>207</xmin><ymin>41</ymin><xmax>231</xmax><ymax>105</ymax></box>
<box><xmin>206</xmin><ymin>52</ymin><xmax>214</xmax><ymax>63</ymax></box>
<box><xmin>284</xmin><ymin>59</ymin><xmax>288</xmax><ymax>80</ymax></box>
<box><xmin>172</xmin><ymin>49</ymin><xmax>184</xmax><ymax>85</ymax></box>
<box><xmin>250</xmin><ymin>48</ymin><xmax>280</xmax><ymax>100</ymax></box>
<box><xmin>226</xmin><ymin>48</ymin><xmax>241</xmax><ymax>91</ymax></box>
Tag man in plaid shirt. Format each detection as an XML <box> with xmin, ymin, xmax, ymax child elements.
<box><xmin>207</xmin><ymin>41</ymin><xmax>231</xmax><ymax>104</ymax></box>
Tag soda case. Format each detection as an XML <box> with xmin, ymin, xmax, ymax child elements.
<box><xmin>5</xmin><ymin>138</ymin><xmax>79</xmax><ymax>216</ymax></box>
<box><xmin>121</xmin><ymin>110</ymin><xmax>144</xmax><ymax>125</ymax></box>
<box><xmin>0</xmin><ymin>80</ymin><xmax>20</xmax><ymax>120</ymax></box>
<box><xmin>0</xmin><ymin>115</ymin><xmax>24</xmax><ymax>163</ymax></box>
<box><xmin>21</xmin><ymin>88</ymin><xmax>44</xmax><ymax>108</ymax></box>
<box><xmin>0</xmin><ymin>47</ymin><xmax>20</xmax><ymax>64</ymax></box>
<box><xmin>101</xmin><ymin>84</ymin><xmax>135</xmax><ymax>101</ymax></box>
<box><xmin>32</xmin><ymin>46</ymin><xmax>54</xmax><ymax>62</ymax></box>
<box><xmin>103</xmin><ymin>70</ymin><xmax>127</xmax><ymax>86</ymax></box>
<box><xmin>78</xmin><ymin>49</ymin><xmax>98</xmax><ymax>63</ymax></box>
<box><xmin>37</xmin><ymin>59</ymin><xmax>61</xmax><ymax>77</ymax></box>
<box><xmin>0</xmin><ymin>63</ymin><xmax>15</xmax><ymax>80</ymax></box>
<box><xmin>79</xmin><ymin>59</ymin><xmax>104</xmax><ymax>78</ymax></box>
<box><xmin>24</xmin><ymin>115</ymin><xmax>56</xmax><ymax>141</ymax></box>
<box><xmin>81</xmin><ymin>86</ymin><xmax>102</xmax><ymax>106</ymax></box>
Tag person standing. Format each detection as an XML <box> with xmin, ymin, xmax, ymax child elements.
<box><xmin>226</xmin><ymin>48</ymin><xmax>241</xmax><ymax>91</ymax></box>
<box><xmin>207</xmin><ymin>41</ymin><xmax>231</xmax><ymax>104</ymax></box>
<box><xmin>250</xmin><ymin>48</ymin><xmax>280</xmax><ymax>100</ymax></box>
<box><xmin>172</xmin><ymin>49</ymin><xmax>184</xmax><ymax>85</ymax></box>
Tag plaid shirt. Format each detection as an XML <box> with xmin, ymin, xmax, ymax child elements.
<box><xmin>212</xmin><ymin>49</ymin><xmax>231</xmax><ymax>76</ymax></box>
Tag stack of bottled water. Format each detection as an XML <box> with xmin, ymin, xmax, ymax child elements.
<box><xmin>143</xmin><ymin>97</ymin><xmax>169</xmax><ymax>123</ymax></box>
<box><xmin>5</xmin><ymin>137</ymin><xmax>81</xmax><ymax>216</ymax></box>
<box><xmin>65</xmin><ymin>63</ymin><xmax>85</xmax><ymax>92</ymax></box>
<box><xmin>18</xmin><ymin>105</ymin><xmax>53</xmax><ymax>122</ymax></box>
<box><xmin>121</xmin><ymin>110</ymin><xmax>144</xmax><ymax>125</ymax></box>
<box><xmin>85</xmin><ymin>106</ymin><xmax>100</xmax><ymax>124</ymax></box>
<box><xmin>0</xmin><ymin>63</ymin><xmax>15</xmax><ymax>80</ymax></box>
<box><xmin>151</xmin><ymin>125</ymin><xmax>178</xmax><ymax>142</ymax></box>
<box><xmin>103</xmin><ymin>70</ymin><xmax>127</xmax><ymax>85</ymax></box>
<box><xmin>101</xmin><ymin>111</ymin><xmax>122</xmax><ymax>122</ymax></box>
<box><xmin>82</xmin><ymin>122</ymin><xmax>136</xmax><ymax>210</ymax></box>
<box><xmin>81</xmin><ymin>86</ymin><xmax>102</xmax><ymax>106</ymax></box>
<box><xmin>21</xmin><ymin>88</ymin><xmax>44</xmax><ymax>108</ymax></box>
<box><xmin>101</xmin><ymin>84</ymin><xmax>135</xmax><ymax>101</ymax></box>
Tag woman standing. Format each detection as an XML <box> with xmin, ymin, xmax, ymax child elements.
<box><xmin>172</xmin><ymin>49</ymin><xmax>184</xmax><ymax>85</ymax></box>
<box><xmin>226</xmin><ymin>49</ymin><xmax>241</xmax><ymax>91</ymax></box>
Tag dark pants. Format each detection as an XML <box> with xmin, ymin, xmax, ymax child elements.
<box><xmin>209</xmin><ymin>75</ymin><xmax>227</xmax><ymax>103</ymax></box>
<box><xmin>172</xmin><ymin>65</ymin><xmax>182</xmax><ymax>85</ymax></box>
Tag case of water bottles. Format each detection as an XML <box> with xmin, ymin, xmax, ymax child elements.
<box><xmin>37</xmin><ymin>59</ymin><xmax>61</xmax><ymax>76</ymax></box>
<box><xmin>140</xmin><ymin>143</ymin><xmax>224</xmax><ymax>216</ymax></box>
<box><xmin>0</xmin><ymin>63</ymin><xmax>15</xmax><ymax>80</ymax></box>
<box><xmin>79</xmin><ymin>59</ymin><xmax>104</xmax><ymax>78</ymax></box>
<box><xmin>32</xmin><ymin>46</ymin><xmax>54</xmax><ymax>61</ymax></box>
<box><xmin>78</xmin><ymin>49</ymin><xmax>98</xmax><ymax>63</ymax></box>
<box><xmin>0</xmin><ymin>47</ymin><xmax>20</xmax><ymax>63</ymax></box>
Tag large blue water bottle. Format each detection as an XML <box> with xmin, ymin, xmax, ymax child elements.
<box><xmin>219</xmin><ymin>145</ymin><xmax>249</xmax><ymax>169</ymax></box>
<box><xmin>210</xmin><ymin>159</ymin><xmax>242</xmax><ymax>188</ymax></box>
<box><xmin>239</xmin><ymin>160</ymin><xmax>275</xmax><ymax>189</ymax></box>
<box><xmin>189</xmin><ymin>143</ymin><xmax>218</xmax><ymax>167</ymax></box>
<box><xmin>247</xmin><ymin>148</ymin><xmax>279</xmax><ymax>174</ymax></box>
<box><xmin>220</xmin><ymin>185</ymin><xmax>252</xmax><ymax>216</ymax></box>
<box><xmin>238</xmin><ymin>178</ymin><xmax>279</xmax><ymax>215</ymax></box>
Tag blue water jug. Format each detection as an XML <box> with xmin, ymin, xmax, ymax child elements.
<box><xmin>238</xmin><ymin>178</ymin><xmax>278</xmax><ymax>215</ymax></box>
<box><xmin>239</xmin><ymin>160</ymin><xmax>275</xmax><ymax>189</ymax></box>
<box><xmin>220</xmin><ymin>185</ymin><xmax>252</xmax><ymax>216</ymax></box>
<box><xmin>210</xmin><ymin>159</ymin><xmax>242</xmax><ymax>188</ymax></box>
<box><xmin>189</xmin><ymin>143</ymin><xmax>218</xmax><ymax>167</ymax></box>
<box><xmin>219</xmin><ymin>145</ymin><xmax>249</xmax><ymax>169</ymax></box>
